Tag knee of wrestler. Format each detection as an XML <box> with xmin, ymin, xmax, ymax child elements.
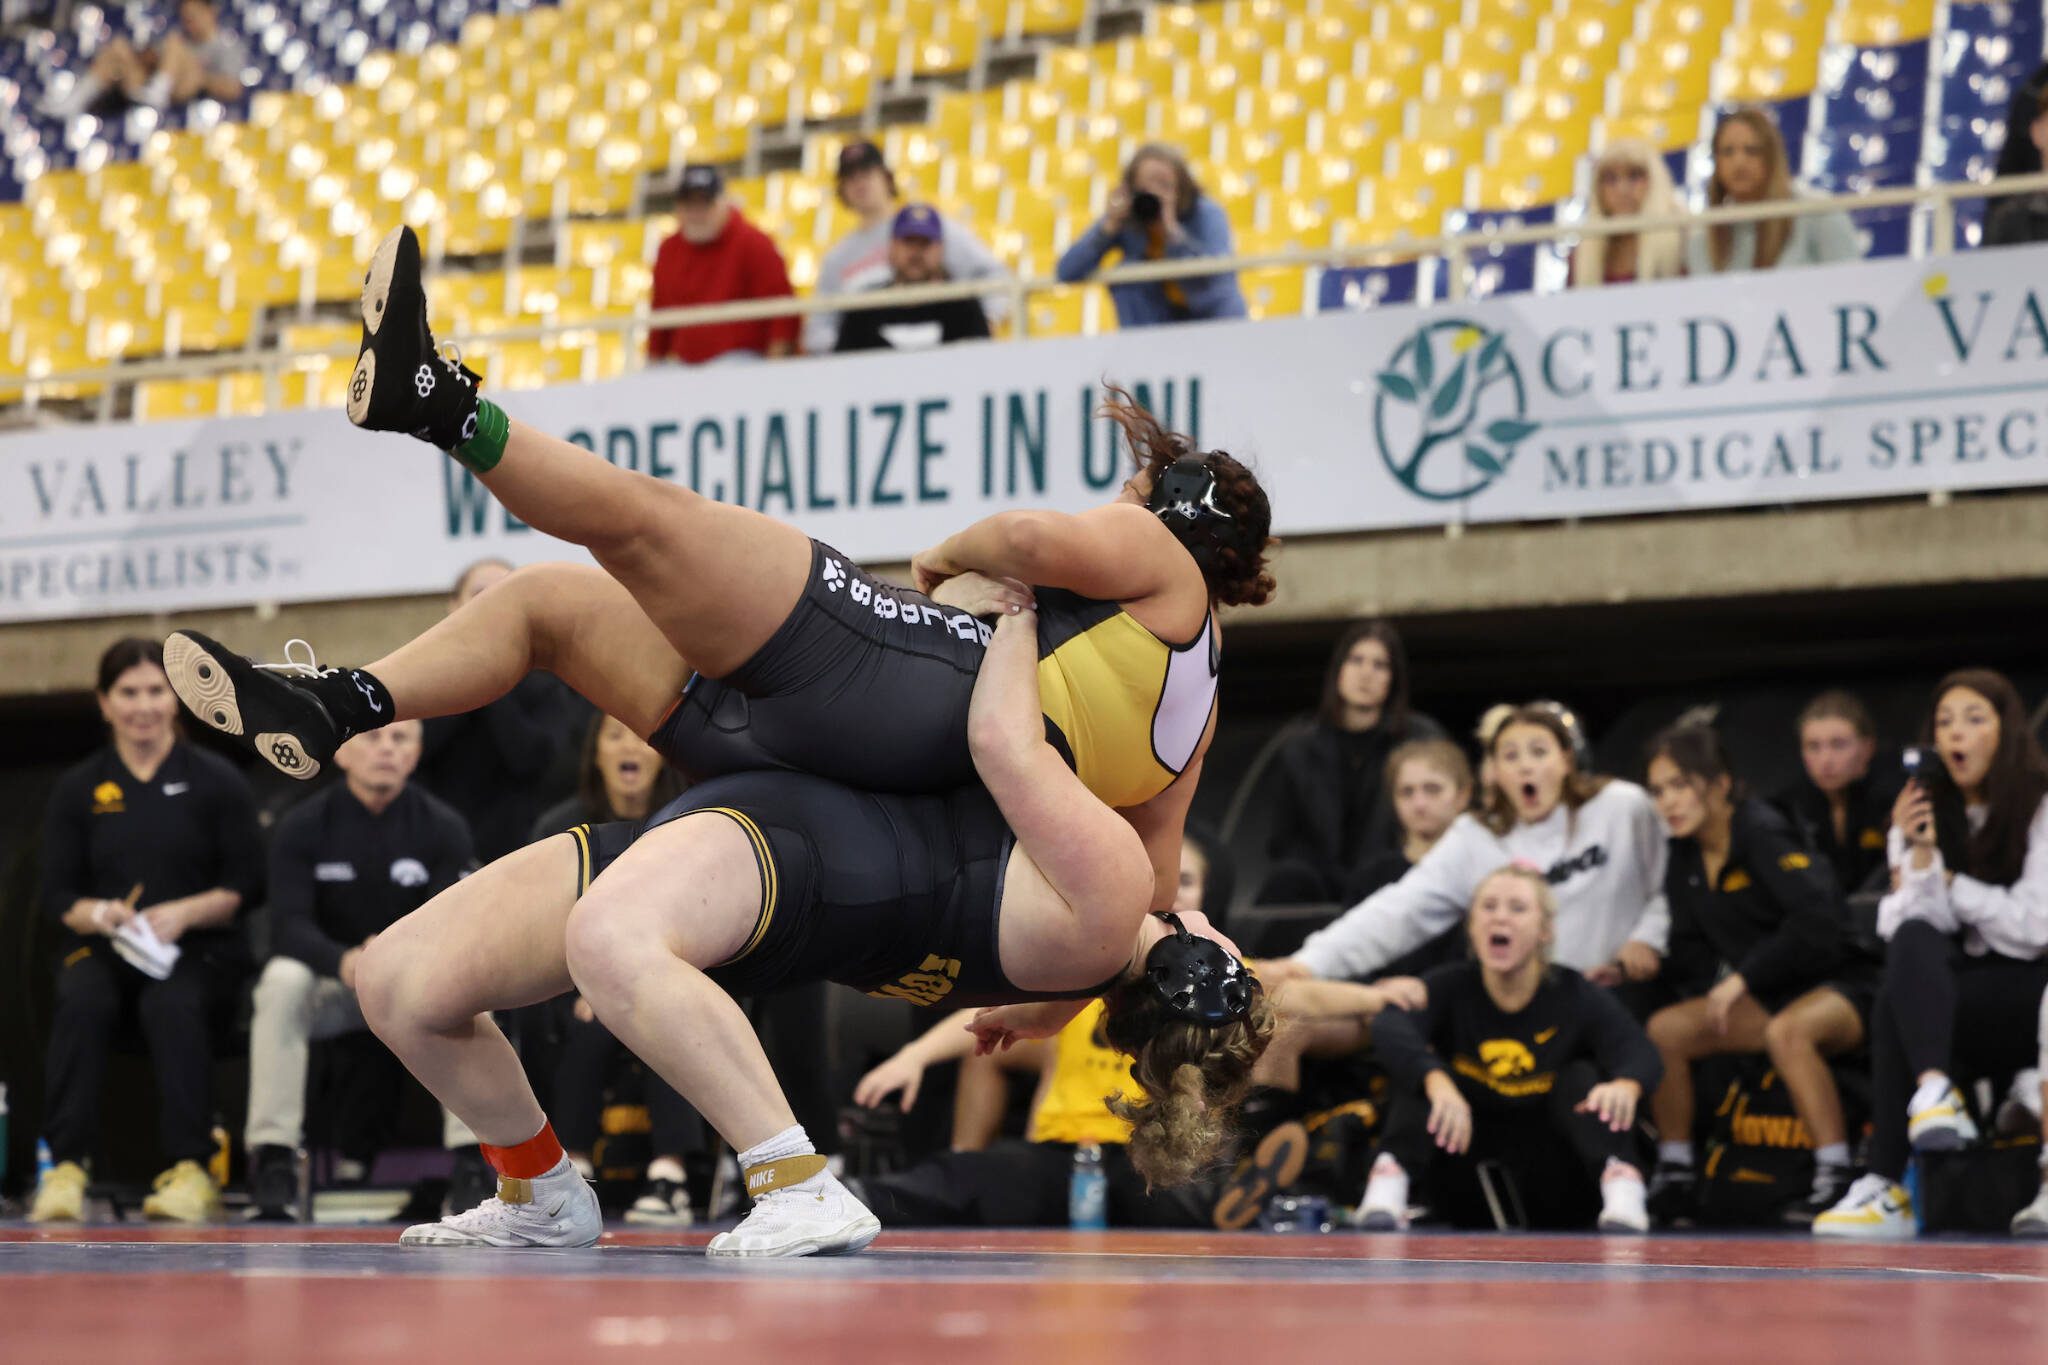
<box><xmin>563</xmin><ymin>890</ymin><xmax>642</xmax><ymax>1007</ymax></box>
<box><xmin>252</xmin><ymin>955</ymin><xmax>318</xmax><ymax>1027</ymax></box>
<box><xmin>353</xmin><ymin>934</ymin><xmax>412</xmax><ymax>1039</ymax></box>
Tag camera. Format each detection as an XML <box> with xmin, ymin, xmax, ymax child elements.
<box><xmin>1130</xmin><ymin>190</ymin><xmax>1163</xmax><ymax>223</ymax></box>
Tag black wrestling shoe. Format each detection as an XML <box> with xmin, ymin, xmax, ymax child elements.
<box><xmin>345</xmin><ymin>224</ymin><xmax>482</xmax><ymax>447</ymax></box>
<box><xmin>164</xmin><ymin>631</ymin><xmax>382</xmax><ymax>780</ymax></box>
<box><xmin>246</xmin><ymin>1145</ymin><xmax>300</xmax><ymax>1223</ymax></box>
<box><xmin>1645</xmin><ymin>1160</ymin><xmax>1698</xmax><ymax>1228</ymax></box>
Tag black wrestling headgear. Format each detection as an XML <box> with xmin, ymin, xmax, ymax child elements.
<box><xmin>1144</xmin><ymin>912</ymin><xmax>1254</xmax><ymax>1026</ymax></box>
<box><xmin>1147</xmin><ymin>455</ymin><xmax>1233</xmax><ymax>532</ymax></box>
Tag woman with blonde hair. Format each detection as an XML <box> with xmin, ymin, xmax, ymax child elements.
<box><xmin>1571</xmin><ymin>140</ymin><xmax>1685</xmax><ymax>287</ymax></box>
<box><xmin>1354</xmin><ymin>864</ymin><xmax>1661</xmax><ymax>1232</ymax></box>
<box><xmin>1687</xmin><ymin>105</ymin><xmax>1860</xmax><ymax>275</ymax></box>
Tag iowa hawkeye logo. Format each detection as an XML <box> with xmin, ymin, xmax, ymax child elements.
<box><xmin>1372</xmin><ymin>319</ymin><xmax>1540</xmax><ymax>503</ymax></box>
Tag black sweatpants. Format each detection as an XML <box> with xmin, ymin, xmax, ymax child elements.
<box><xmin>1376</xmin><ymin>1060</ymin><xmax>1633</xmax><ymax>1230</ymax></box>
<box><xmin>551</xmin><ymin>1015</ymin><xmax>704</xmax><ymax>1159</ymax></box>
<box><xmin>1867</xmin><ymin>919</ymin><xmax>2048</xmax><ymax>1179</ymax></box>
<box><xmin>856</xmin><ymin>1139</ymin><xmax>1215</xmax><ymax>1228</ymax></box>
<box><xmin>43</xmin><ymin>946</ymin><xmax>231</xmax><ymax>1166</ymax></box>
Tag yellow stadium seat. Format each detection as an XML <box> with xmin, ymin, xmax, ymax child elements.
<box><xmin>1834</xmin><ymin>0</ymin><xmax>1937</xmax><ymax>45</ymax></box>
<box><xmin>1023</xmin><ymin>285</ymin><xmax>1108</xmax><ymax>338</ymax></box>
<box><xmin>136</xmin><ymin>376</ymin><xmax>223</xmax><ymax>421</ymax></box>
<box><xmin>1469</xmin><ymin>159</ymin><xmax>1577</xmax><ymax>210</ymax></box>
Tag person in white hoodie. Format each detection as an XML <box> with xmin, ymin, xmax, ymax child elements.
<box><xmin>805</xmin><ymin>141</ymin><xmax>1011</xmax><ymax>355</ymax></box>
<box><xmin>1815</xmin><ymin>669</ymin><xmax>2048</xmax><ymax>1239</ymax></box>
<box><xmin>1283</xmin><ymin>704</ymin><xmax>1670</xmax><ymax>1001</ymax></box>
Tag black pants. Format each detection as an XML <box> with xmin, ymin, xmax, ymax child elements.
<box><xmin>1867</xmin><ymin>919</ymin><xmax>2048</xmax><ymax>1179</ymax></box>
<box><xmin>1377</xmin><ymin>1061</ymin><xmax>1632</xmax><ymax>1230</ymax></box>
<box><xmin>856</xmin><ymin>1138</ymin><xmax>1214</xmax><ymax>1228</ymax></box>
<box><xmin>551</xmin><ymin>1015</ymin><xmax>703</xmax><ymax>1159</ymax></box>
<box><xmin>43</xmin><ymin>946</ymin><xmax>229</xmax><ymax>1166</ymax></box>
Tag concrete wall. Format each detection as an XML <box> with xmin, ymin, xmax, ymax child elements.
<box><xmin>6</xmin><ymin>490</ymin><xmax>2045</xmax><ymax>697</ymax></box>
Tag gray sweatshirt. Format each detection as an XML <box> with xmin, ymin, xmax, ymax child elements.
<box><xmin>1293</xmin><ymin>780</ymin><xmax>1672</xmax><ymax>980</ymax></box>
<box><xmin>805</xmin><ymin>213</ymin><xmax>1011</xmax><ymax>355</ymax></box>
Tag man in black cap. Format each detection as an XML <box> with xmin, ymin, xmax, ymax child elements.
<box><xmin>808</xmin><ymin>139</ymin><xmax>1009</xmax><ymax>354</ymax></box>
<box><xmin>648</xmin><ymin>164</ymin><xmax>798</xmax><ymax>365</ymax></box>
<box><xmin>833</xmin><ymin>204</ymin><xmax>993</xmax><ymax>353</ymax></box>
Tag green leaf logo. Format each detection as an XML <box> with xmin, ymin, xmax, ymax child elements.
<box><xmin>1371</xmin><ymin>320</ymin><xmax>1539</xmax><ymax>503</ymax></box>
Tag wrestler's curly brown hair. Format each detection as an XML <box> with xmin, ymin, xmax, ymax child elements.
<box><xmin>1102</xmin><ymin>388</ymin><xmax>1277</xmax><ymax>609</ymax></box>
<box><xmin>1097</xmin><ymin>978</ymin><xmax>1277</xmax><ymax>1188</ymax></box>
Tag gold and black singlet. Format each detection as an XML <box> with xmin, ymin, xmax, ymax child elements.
<box><xmin>1034</xmin><ymin>587</ymin><xmax>1220</xmax><ymax>809</ymax></box>
<box><xmin>651</xmin><ymin>538</ymin><xmax>1217</xmax><ymax>810</ymax></box>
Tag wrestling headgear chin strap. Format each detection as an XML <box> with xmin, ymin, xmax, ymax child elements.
<box><xmin>1144</xmin><ymin>912</ymin><xmax>1255</xmax><ymax>1026</ymax></box>
<box><xmin>1147</xmin><ymin>456</ymin><xmax>1234</xmax><ymax>532</ymax></box>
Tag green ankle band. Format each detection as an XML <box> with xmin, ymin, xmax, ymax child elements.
<box><xmin>450</xmin><ymin>397</ymin><xmax>509</xmax><ymax>474</ymax></box>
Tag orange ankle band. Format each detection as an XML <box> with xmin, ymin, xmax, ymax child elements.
<box><xmin>481</xmin><ymin>1121</ymin><xmax>564</xmax><ymax>1180</ymax></box>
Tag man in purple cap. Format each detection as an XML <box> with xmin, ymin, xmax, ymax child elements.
<box><xmin>833</xmin><ymin>204</ymin><xmax>993</xmax><ymax>353</ymax></box>
<box><xmin>808</xmin><ymin>139</ymin><xmax>1009</xmax><ymax>354</ymax></box>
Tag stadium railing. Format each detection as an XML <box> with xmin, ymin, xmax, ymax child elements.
<box><xmin>11</xmin><ymin>170</ymin><xmax>2048</xmax><ymax>422</ymax></box>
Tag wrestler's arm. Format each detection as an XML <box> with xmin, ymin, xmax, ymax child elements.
<box><xmin>967</xmin><ymin>608</ymin><xmax>1154</xmax><ymax>950</ymax></box>
<box><xmin>915</xmin><ymin>503</ymin><xmax>1181</xmax><ymax>601</ymax></box>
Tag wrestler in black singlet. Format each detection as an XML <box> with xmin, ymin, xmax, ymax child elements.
<box><xmin>574</xmin><ymin>771</ymin><xmax>1121</xmax><ymax>1011</ymax></box>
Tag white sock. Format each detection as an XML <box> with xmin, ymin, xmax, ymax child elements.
<box><xmin>1814</xmin><ymin>1143</ymin><xmax>1851</xmax><ymax>1169</ymax></box>
<box><xmin>736</xmin><ymin>1125</ymin><xmax>814</xmax><ymax>1169</ymax></box>
<box><xmin>1657</xmin><ymin>1141</ymin><xmax>1693</xmax><ymax>1167</ymax></box>
<box><xmin>646</xmin><ymin>1156</ymin><xmax>686</xmax><ymax>1185</ymax></box>
<box><xmin>1910</xmin><ymin>1075</ymin><xmax>1955</xmax><ymax>1113</ymax></box>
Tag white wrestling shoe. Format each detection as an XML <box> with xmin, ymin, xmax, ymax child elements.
<box><xmin>400</xmin><ymin>1166</ymin><xmax>602</xmax><ymax>1247</ymax></box>
<box><xmin>1352</xmin><ymin>1153</ymin><xmax>1410</xmax><ymax>1231</ymax></box>
<box><xmin>706</xmin><ymin>1171</ymin><xmax>880</xmax><ymax>1259</ymax></box>
<box><xmin>1596</xmin><ymin>1160</ymin><xmax>1650</xmax><ymax>1234</ymax></box>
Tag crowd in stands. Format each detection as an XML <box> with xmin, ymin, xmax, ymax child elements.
<box><xmin>11</xmin><ymin>583</ymin><xmax>2047</xmax><ymax>1242</ymax></box>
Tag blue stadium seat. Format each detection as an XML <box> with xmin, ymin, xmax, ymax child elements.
<box><xmin>1445</xmin><ymin>205</ymin><xmax>1558</xmax><ymax>299</ymax></box>
<box><xmin>1317</xmin><ymin>262</ymin><xmax>1422</xmax><ymax>312</ymax></box>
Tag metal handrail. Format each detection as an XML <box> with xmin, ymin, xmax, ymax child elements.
<box><xmin>11</xmin><ymin>171</ymin><xmax>2048</xmax><ymax>417</ymax></box>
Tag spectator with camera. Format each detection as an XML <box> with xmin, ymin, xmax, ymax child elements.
<box><xmin>832</xmin><ymin>205</ymin><xmax>993</xmax><ymax>353</ymax></box>
<box><xmin>1640</xmin><ymin>722</ymin><xmax>1875</xmax><ymax>1227</ymax></box>
<box><xmin>1057</xmin><ymin>144</ymin><xmax>1247</xmax><ymax>327</ymax></box>
<box><xmin>29</xmin><ymin>639</ymin><xmax>263</xmax><ymax>1224</ymax></box>
<box><xmin>1279</xmin><ymin>704</ymin><xmax>1670</xmax><ymax>1008</ymax></box>
<box><xmin>532</xmin><ymin>714</ymin><xmax>702</xmax><ymax>1226</ymax></box>
<box><xmin>1258</xmin><ymin>622</ymin><xmax>1447</xmax><ymax>905</ymax></box>
<box><xmin>243</xmin><ymin>720</ymin><xmax>478</xmax><ymax>1220</ymax></box>
<box><xmin>809</xmin><ymin>140</ymin><xmax>1010</xmax><ymax>354</ymax></box>
<box><xmin>1356</xmin><ymin>865</ymin><xmax>1661</xmax><ymax>1233</ymax></box>
<box><xmin>1816</xmin><ymin>670</ymin><xmax>2048</xmax><ymax>1238</ymax></box>
<box><xmin>1774</xmin><ymin>690</ymin><xmax>1902</xmax><ymax>895</ymax></box>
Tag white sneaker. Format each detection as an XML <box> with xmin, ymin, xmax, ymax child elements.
<box><xmin>1907</xmin><ymin>1081</ymin><xmax>1980</xmax><ymax>1152</ymax></box>
<box><xmin>1996</xmin><ymin>1069</ymin><xmax>2044</xmax><ymax>1138</ymax></box>
<box><xmin>399</xmin><ymin>1167</ymin><xmax>602</xmax><ymax>1247</ymax></box>
<box><xmin>1352</xmin><ymin>1154</ymin><xmax>1410</xmax><ymax>1231</ymax></box>
<box><xmin>706</xmin><ymin>1171</ymin><xmax>879</xmax><ymax>1258</ymax></box>
<box><xmin>1596</xmin><ymin>1161</ymin><xmax>1649</xmax><ymax>1234</ymax></box>
<box><xmin>2013</xmin><ymin>1179</ymin><xmax>2048</xmax><ymax>1237</ymax></box>
<box><xmin>1813</xmin><ymin>1173</ymin><xmax>1915</xmax><ymax>1240</ymax></box>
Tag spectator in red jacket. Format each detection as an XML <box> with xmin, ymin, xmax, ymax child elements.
<box><xmin>648</xmin><ymin>165</ymin><xmax>798</xmax><ymax>366</ymax></box>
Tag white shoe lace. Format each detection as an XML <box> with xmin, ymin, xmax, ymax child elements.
<box><xmin>1836</xmin><ymin>1173</ymin><xmax>1894</xmax><ymax>1211</ymax></box>
<box><xmin>254</xmin><ymin>639</ymin><xmax>337</xmax><ymax>681</ymax></box>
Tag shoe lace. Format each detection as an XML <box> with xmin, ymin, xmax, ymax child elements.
<box><xmin>254</xmin><ymin>639</ymin><xmax>337</xmax><ymax>681</ymax></box>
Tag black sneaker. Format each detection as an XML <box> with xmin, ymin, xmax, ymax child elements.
<box><xmin>444</xmin><ymin>1145</ymin><xmax>496</xmax><ymax>1217</ymax></box>
<box><xmin>247</xmin><ymin>1144</ymin><xmax>299</xmax><ymax>1222</ymax></box>
<box><xmin>624</xmin><ymin>1177</ymin><xmax>694</xmax><ymax>1227</ymax></box>
<box><xmin>1783</xmin><ymin>1164</ymin><xmax>1855</xmax><ymax>1228</ymax></box>
<box><xmin>163</xmin><ymin>631</ymin><xmax>361</xmax><ymax>779</ymax></box>
<box><xmin>346</xmin><ymin>224</ymin><xmax>481</xmax><ymax>447</ymax></box>
<box><xmin>1645</xmin><ymin>1160</ymin><xmax>1698</xmax><ymax>1228</ymax></box>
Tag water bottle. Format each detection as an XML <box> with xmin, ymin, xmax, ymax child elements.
<box><xmin>1068</xmin><ymin>1143</ymin><xmax>1108</xmax><ymax>1230</ymax></box>
<box><xmin>35</xmin><ymin>1136</ymin><xmax>54</xmax><ymax>1191</ymax></box>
